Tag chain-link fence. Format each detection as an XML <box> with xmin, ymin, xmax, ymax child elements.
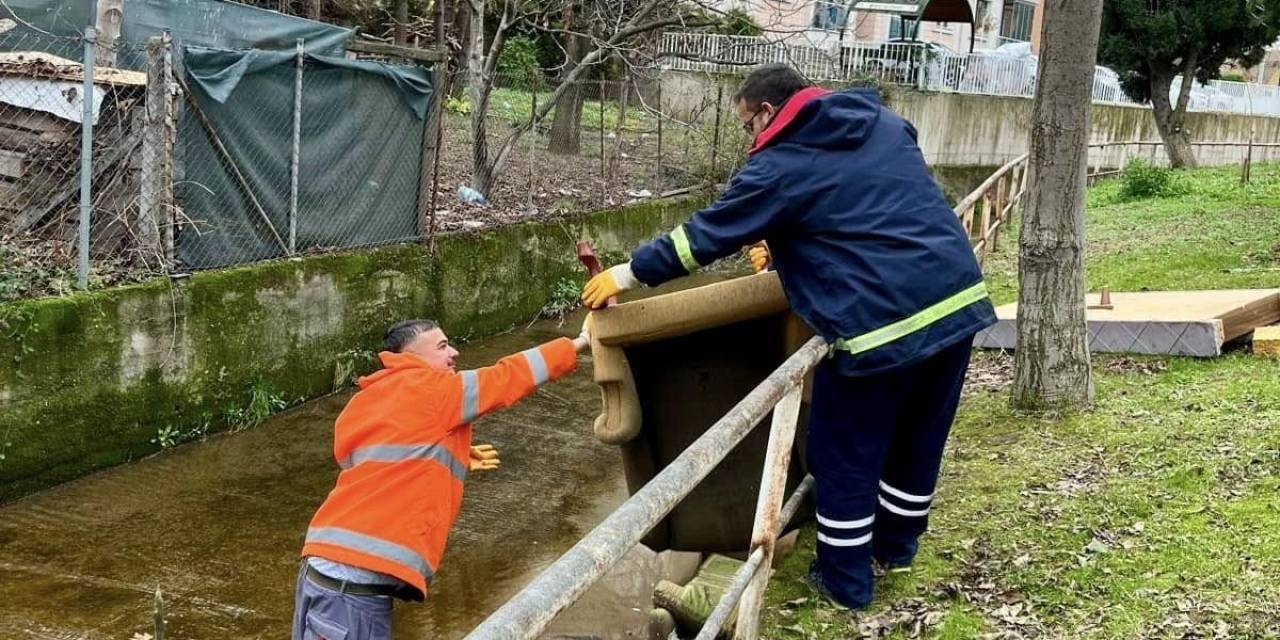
<box><xmin>1</xmin><ymin>22</ymin><xmax>750</xmax><ymax>301</ymax></box>
<box><xmin>435</xmin><ymin>68</ymin><xmax>748</xmax><ymax>230</ymax></box>
<box><xmin>0</xmin><ymin>30</ymin><xmax>153</xmax><ymax>299</ymax></box>
<box><xmin>1</xmin><ymin>27</ymin><xmax>441</xmax><ymax>296</ymax></box>
<box><xmin>174</xmin><ymin>43</ymin><xmax>434</xmax><ymax>270</ymax></box>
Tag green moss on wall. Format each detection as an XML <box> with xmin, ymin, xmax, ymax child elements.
<box><xmin>0</xmin><ymin>195</ymin><xmax>710</xmax><ymax>501</ymax></box>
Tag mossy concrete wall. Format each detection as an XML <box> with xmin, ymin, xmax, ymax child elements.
<box><xmin>0</xmin><ymin>196</ymin><xmax>707</xmax><ymax>501</ymax></box>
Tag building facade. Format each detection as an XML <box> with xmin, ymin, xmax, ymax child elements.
<box><xmin>725</xmin><ymin>0</ymin><xmax>1044</xmax><ymax>54</ymax></box>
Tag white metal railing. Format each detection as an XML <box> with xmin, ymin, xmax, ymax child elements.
<box><xmin>660</xmin><ymin>33</ymin><xmax>1280</xmax><ymax>116</ymax></box>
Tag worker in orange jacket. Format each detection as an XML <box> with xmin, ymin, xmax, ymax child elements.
<box><xmin>293</xmin><ymin>318</ymin><xmax>589</xmax><ymax>640</ymax></box>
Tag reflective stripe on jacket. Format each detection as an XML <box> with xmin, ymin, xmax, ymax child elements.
<box><xmin>301</xmin><ymin>338</ymin><xmax>578</xmax><ymax>598</ymax></box>
<box><xmin>630</xmin><ymin>87</ymin><xmax>996</xmax><ymax>375</ymax></box>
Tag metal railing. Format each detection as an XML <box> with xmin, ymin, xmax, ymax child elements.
<box><xmin>462</xmin><ymin>135</ymin><xmax>1280</xmax><ymax>639</ymax></box>
<box><xmin>956</xmin><ymin>152</ymin><xmax>1028</xmax><ymax>264</ymax></box>
<box><xmin>1085</xmin><ymin>140</ymin><xmax>1280</xmax><ymax>182</ymax></box>
<box><xmin>660</xmin><ymin>33</ymin><xmax>1280</xmax><ymax>116</ymax></box>
<box><xmin>465</xmin><ymin>335</ymin><xmax>829</xmax><ymax>640</ymax></box>
<box><xmin>465</xmin><ymin>150</ymin><xmax>1028</xmax><ymax>640</ymax></box>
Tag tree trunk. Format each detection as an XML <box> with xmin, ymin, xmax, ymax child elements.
<box><xmin>548</xmin><ymin>33</ymin><xmax>588</xmax><ymax>155</ymax></box>
<box><xmin>448</xmin><ymin>0</ymin><xmax>471</xmax><ymax>99</ymax></box>
<box><xmin>1148</xmin><ymin>64</ymin><xmax>1198</xmax><ymax>168</ymax></box>
<box><xmin>1011</xmin><ymin>0</ymin><xmax>1099</xmax><ymax>411</ymax></box>
<box><xmin>467</xmin><ymin>0</ymin><xmax>492</xmax><ymax>194</ymax></box>
<box><xmin>306</xmin><ymin>0</ymin><xmax>323</xmax><ymax>20</ymax></box>
<box><xmin>394</xmin><ymin>0</ymin><xmax>409</xmax><ymax>44</ymax></box>
<box><xmin>468</xmin><ymin>0</ymin><xmax>686</xmax><ymax>197</ymax></box>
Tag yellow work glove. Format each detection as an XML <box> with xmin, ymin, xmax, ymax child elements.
<box><xmin>469</xmin><ymin>443</ymin><xmax>500</xmax><ymax>472</ymax></box>
<box><xmin>581</xmin><ymin>263</ymin><xmax>639</xmax><ymax>310</ymax></box>
<box><xmin>747</xmin><ymin>243</ymin><xmax>770</xmax><ymax>273</ymax></box>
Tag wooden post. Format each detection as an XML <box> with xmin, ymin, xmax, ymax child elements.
<box><xmin>1243</xmin><ymin>137</ymin><xmax>1254</xmax><ymax>185</ymax></box>
<box><xmin>140</xmin><ymin>34</ymin><xmax>177</xmax><ymax>270</ymax></box>
<box><xmin>991</xmin><ymin>174</ymin><xmax>1005</xmax><ymax>253</ymax></box>
<box><xmin>978</xmin><ymin>192</ymin><xmax>992</xmax><ymax>263</ymax></box>
<box><xmin>94</xmin><ymin>0</ymin><xmax>123</xmax><ymax>68</ymax></box>
<box><xmin>153</xmin><ymin>587</ymin><xmax>167</xmax><ymax>640</ymax></box>
<box><xmin>599</xmin><ymin>75</ymin><xmax>606</xmax><ymax>203</ymax></box>
<box><xmin>735</xmin><ymin>384</ymin><xmax>804</xmax><ymax>640</ymax></box>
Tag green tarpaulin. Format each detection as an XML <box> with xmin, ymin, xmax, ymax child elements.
<box><xmin>177</xmin><ymin>46</ymin><xmax>434</xmax><ymax>269</ymax></box>
<box><xmin>123</xmin><ymin>0</ymin><xmax>352</xmax><ymax>57</ymax></box>
<box><xmin>1</xmin><ymin>0</ymin><xmax>352</xmax><ymax>58</ymax></box>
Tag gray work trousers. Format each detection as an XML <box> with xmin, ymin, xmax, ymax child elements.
<box><xmin>292</xmin><ymin>562</ymin><xmax>394</xmax><ymax>640</ymax></box>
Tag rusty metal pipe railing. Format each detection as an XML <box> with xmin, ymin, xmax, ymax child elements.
<box><xmin>464</xmin><ymin>336</ymin><xmax>828</xmax><ymax>640</ymax></box>
<box><xmin>694</xmin><ymin>547</ymin><xmax>765</xmax><ymax>640</ymax></box>
<box><xmin>694</xmin><ymin>473</ymin><xmax>816</xmax><ymax>640</ymax></box>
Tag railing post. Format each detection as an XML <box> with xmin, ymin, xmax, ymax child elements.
<box><xmin>289</xmin><ymin>38</ymin><xmax>303</xmax><ymax>255</ymax></box>
<box><xmin>735</xmin><ymin>384</ymin><xmax>805</xmax><ymax>640</ymax></box>
<box><xmin>464</xmin><ymin>337</ymin><xmax>828</xmax><ymax>640</ymax></box>
<box><xmin>991</xmin><ymin>174</ymin><xmax>1005</xmax><ymax>253</ymax></box>
<box><xmin>78</xmin><ymin>27</ymin><xmax>96</xmax><ymax>290</ymax></box>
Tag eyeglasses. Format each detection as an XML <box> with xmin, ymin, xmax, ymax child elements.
<box><xmin>742</xmin><ymin>95</ymin><xmax>794</xmax><ymax>135</ymax></box>
<box><xmin>743</xmin><ymin>106</ymin><xmax>766</xmax><ymax>133</ymax></box>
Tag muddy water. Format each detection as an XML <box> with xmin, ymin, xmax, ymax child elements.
<box><xmin>0</xmin><ymin>311</ymin><xmax>643</xmax><ymax>640</ymax></box>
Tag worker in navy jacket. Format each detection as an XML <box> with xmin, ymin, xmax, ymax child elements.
<box><xmin>581</xmin><ymin>64</ymin><xmax>996</xmax><ymax>609</ymax></box>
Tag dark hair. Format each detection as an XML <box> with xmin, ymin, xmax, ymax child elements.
<box><xmin>732</xmin><ymin>63</ymin><xmax>810</xmax><ymax>110</ymax></box>
<box><xmin>382</xmin><ymin>319</ymin><xmax>440</xmax><ymax>353</ymax></box>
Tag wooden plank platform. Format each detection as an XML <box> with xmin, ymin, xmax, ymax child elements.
<box><xmin>975</xmin><ymin>289</ymin><xmax>1280</xmax><ymax>357</ymax></box>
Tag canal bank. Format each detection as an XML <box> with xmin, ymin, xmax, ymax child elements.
<box><xmin>0</xmin><ymin>313</ymin><xmax>701</xmax><ymax>639</ymax></box>
<box><xmin>0</xmin><ymin>194</ymin><xmax>710</xmax><ymax>501</ymax></box>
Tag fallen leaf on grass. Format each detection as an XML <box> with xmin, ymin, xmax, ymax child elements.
<box><xmin>1085</xmin><ymin>539</ymin><xmax>1111</xmax><ymax>554</ymax></box>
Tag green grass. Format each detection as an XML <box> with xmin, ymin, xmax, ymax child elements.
<box><xmin>488</xmin><ymin>86</ymin><xmax>657</xmax><ymax>131</ymax></box>
<box><xmin>760</xmin><ymin>163</ymin><xmax>1280</xmax><ymax>639</ymax></box>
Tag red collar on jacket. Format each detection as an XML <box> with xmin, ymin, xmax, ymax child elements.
<box><xmin>749</xmin><ymin>86</ymin><xmax>830</xmax><ymax>155</ymax></box>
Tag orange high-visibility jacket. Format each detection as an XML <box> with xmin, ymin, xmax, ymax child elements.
<box><xmin>301</xmin><ymin>338</ymin><xmax>578</xmax><ymax>599</ymax></box>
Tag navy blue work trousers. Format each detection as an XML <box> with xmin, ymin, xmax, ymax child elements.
<box><xmin>806</xmin><ymin>336</ymin><xmax>972</xmax><ymax>608</ymax></box>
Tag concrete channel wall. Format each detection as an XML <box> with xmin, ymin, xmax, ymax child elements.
<box><xmin>661</xmin><ymin>72</ymin><xmax>1280</xmax><ymax>167</ymax></box>
<box><xmin>893</xmin><ymin>91</ymin><xmax>1280</xmax><ymax>167</ymax></box>
<box><xmin>0</xmin><ymin>196</ymin><xmax>708</xmax><ymax>501</ymax></box>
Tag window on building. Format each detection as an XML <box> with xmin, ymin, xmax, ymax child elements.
<box><xmin>889</xmin><ymin>15</ymin><xmax>919</xmax><ymax>40</ymax></box>
<box><xmin>811</xmin><ymin>0</ymin><xmax>845</xmax><ymax>31</ymax></box>
<box><xmin>1000</xmin><ymin>1</ymin><xmax>1035</xmax><ymax>42</ymax></box>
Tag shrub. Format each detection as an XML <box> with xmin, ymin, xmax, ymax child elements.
<box><xmin>1120</xmin><ymin>157</ymin><xmax>1181</xmax><ymax>200</ymax></box>
<box><xmin>540</xmin><ymin>277</ymin><xmax>583</xmax><ymax>319</ymax></box>
<box><xmin>498</xmin><ymin>35</ymin><xmax>541</xmax><ymax>80</ymax></box>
